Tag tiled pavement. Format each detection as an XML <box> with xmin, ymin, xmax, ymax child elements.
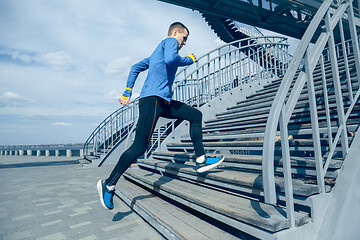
<box><xmin>0</xmin><ymin>156</ymin><xmax>165</xmax><ymax>240</ymax></box>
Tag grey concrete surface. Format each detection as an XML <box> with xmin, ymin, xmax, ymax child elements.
<box><xmin>0</xmin><ymin>156</ymin><xmax>165</xmax><ymax>240</ymax></box>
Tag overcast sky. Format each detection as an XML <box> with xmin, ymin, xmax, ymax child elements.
<box><xmin>0</xmin><ymin>0</ymin><xmax>228</xmax><ymax>145</ymax></box>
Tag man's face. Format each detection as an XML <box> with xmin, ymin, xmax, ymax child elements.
<box><xmin>174</xmin><ymin>29</ymin><xmax>188</xmax><ymax>50</ymax></box>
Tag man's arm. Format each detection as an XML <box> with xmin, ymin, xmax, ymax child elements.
<box><xmin>120</xmin><ymin>57</ymin><xmax>150</xmax><ymax>105</ymax></box>
<box><xmin>164</xmin><ymin>38</ymin><xmax>196</xmax><ymax>66</ymax></box>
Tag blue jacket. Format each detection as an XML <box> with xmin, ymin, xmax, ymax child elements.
<box><xmin>122</xmin><ymin>37</ymin><xmax>195</xmax><ymax>102</ymax></box>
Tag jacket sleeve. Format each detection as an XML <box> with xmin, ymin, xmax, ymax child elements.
<box><xmin>122</xmin><ymin>57</ymin><xmax>150</xmax><ymax>98</ymax></box>
<box><xmin>164</xmin><ymin>38</ymin><xmax>194</xmax><ymax>67</ymax></box>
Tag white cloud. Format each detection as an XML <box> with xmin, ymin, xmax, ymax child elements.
<box><xmin>38</xmin><ymin>51</ymin><xmax>80</xmax><ymax>71</ymax></box>
<box><xmin>10</xmin><ymin>51</ymin><xmax>34</xmax><ymax>63</ymax></box>
<box><xmin>1</xmin><ymin>49</ymin><xmax>81</xmax><ymax>71</ymax></box>
<box><xmin>0</xmin><ymin>91</ymin><xmax>36</xmax><ymax>108</ymax></box>
<box><xmin>99</xmin><ymin>57</ymin><xmax>133</xmax><ymax>77</ymax></box>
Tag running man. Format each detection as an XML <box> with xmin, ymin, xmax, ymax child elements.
<box><xmin>98</xmin><ymin>22</ymin><xmax>224</xmax><ymax>210</ymax></box>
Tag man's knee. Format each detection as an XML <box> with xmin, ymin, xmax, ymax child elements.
<box><xmin>191</xmin><ymin>108</ymin><xmax>202</xmax><ymax>122</ymax></box>
<box><xmin>126</xmin><ymin>140</ymin><xmax>148</xmax><ymax>159</ymax></box>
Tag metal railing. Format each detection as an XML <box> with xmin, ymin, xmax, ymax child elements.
<box><xmin>231</xmin><ymin>20</ymin><xmax>265</xmax><ymax>38</ymax></box>
<box><xmin>262</xmin><ymin>0</ymin><xmax>360</xmax><ymax>227</ymax></box>
<box><xmin>84</xmin><ymin>36</ymin><xmax>290</xmax><ymax>161</ymax></box>
<box><xmin>144</xmin><ymin>37</ymin><xmax>289</xmax><ymax>158</ymax></box>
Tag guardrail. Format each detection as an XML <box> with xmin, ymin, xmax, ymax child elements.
<box><xmin>262</xmin><ymin>0</ymin><xmax>360</xmax><ymax>227</ymax></box>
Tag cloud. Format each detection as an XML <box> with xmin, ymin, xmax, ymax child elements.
<box><xmin>52</xmin><ymin>122</ymin><xmax>72</xmax><ymax>126</ymax></box>
<box><xmin>0</xmin><ymin>91</ymin><xmax>36</xmax><ymax>108</ymax></box>
<box><xmin>9</xmin><ymin>51</ymin><xmax>34</xmax><ymax>63</ymax></box>
<box><xmin>99</xmin><ymin>57</ymin><xmax>133</xmax><ymax>77</ymax></box>
<box><xmin>1</xmin><ymin>49</ymin><xmax>81</xmax><ymax>71</ymax></box>
<box><xmin>38</xmin><ymin>51</ymin><xmax>81</xmax><ymax>71</ymax></box>
<box><xmin>107</xmin><ymin>90</ymin><xmax>122</xmax><ymax>100</ymax></box>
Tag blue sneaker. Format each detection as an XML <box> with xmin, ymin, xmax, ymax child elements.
<box><xmin>196</xmin><ymin>155</ymin><xmax>225</xmax><ymax>173</ymax></box>
<box><xmin>97</xmin><ymin>179</ymin><xmax>115</xmax><ymax>210</ymax></box>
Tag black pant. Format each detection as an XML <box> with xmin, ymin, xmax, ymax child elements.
<box><xmin>105</xmin><ymin>96</ymin><xmax>206</xmax><ymax>186</ymax></box>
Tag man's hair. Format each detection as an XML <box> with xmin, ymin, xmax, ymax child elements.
<box><xmin>168</xmin><ymin>22</ymin><xmax>189</xmax><ymax>36</ymax></box>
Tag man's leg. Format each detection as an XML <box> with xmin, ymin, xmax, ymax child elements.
<box><xmin>98</xmin><ymin>96</ymin><xmax>163</xmax><ymax>210</ymax></box>
<box><xmin>161</xmin><ymin>100</ymin><xmax>205</xmax><ymax>157</ymax></box>
<box><xmin>162</xmin><ymin>100</ymin><xmax>224</xmax><ymax>173</ymax></box>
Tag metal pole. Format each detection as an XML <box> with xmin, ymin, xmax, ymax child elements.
<box><xmin>320</xmin><ymin>55</ymin><xmax>333</xmax><ymax>150</ymax></box>
<box><xmin>339</xmin><ymin>19</ymin><xmax>353</xmax><ymax>104</ymax></box>
<box><xmin>347</xmin><ymin>0</ymin><xmax>360</xmax><ymax>86</ymax></box>
<box><xmin>325</xmin><ymin>10</ymin><xmax>349</xmax><ymax>157</ymax></box>
<box><xmin>305</xmin><ymin>50</ymin><xmax>326</xmax><ymax>193</ymax></box>
<box><xmin>279</xmin><ymin>107</ymin><xmax>295</xmax><ymax>228</ymax></box>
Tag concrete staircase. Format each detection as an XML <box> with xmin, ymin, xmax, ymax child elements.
<box><xmin>112</xmin><ymin>52</ymin><xmax>359</xmax><ymax>239</ymax></box>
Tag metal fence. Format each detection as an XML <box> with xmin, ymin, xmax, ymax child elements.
<box><xmin>262</xmin><ymin>0</ymin><xmax>360</xmax><ymax>227</ymax></box>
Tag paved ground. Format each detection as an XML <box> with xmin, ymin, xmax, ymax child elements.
<box><xmin>0</xmin><ymin>155</ymin><xmax>165</xmax><ymax>240</ymax></box>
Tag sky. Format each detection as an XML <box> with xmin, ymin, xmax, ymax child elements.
<box><xmin>0</xmin><ymin>0</ymin><xmax>298</xmax><ymax>146</ymax></box>
<box><xmin>0</xmin><ymin>0</ymin><xmax>228</xmax><ymax>145</ymax></box>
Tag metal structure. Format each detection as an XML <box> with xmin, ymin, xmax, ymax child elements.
<box><xmin>158</xmin><ymin>0</ymin><xmax>324</xmax><ymax>40</ymax></box>
<box><xmin>262</xmin><ymin>0</ymin><xmax>360</xmax><ymax>227</ymax></box>
<box><xmin>83</xmin><ymin>36</ymin><xmax>289</xmax><ymax>162</ymax></box>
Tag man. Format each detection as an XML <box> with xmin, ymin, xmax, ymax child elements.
<box><xmin>98</xmin><ymin>22</ymin><xmax>224</xmax><ymax>210</ymax></box>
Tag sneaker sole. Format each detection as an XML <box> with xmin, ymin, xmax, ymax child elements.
<box><xmin>197</xmin><ymin>156</ymin><xmax>225</xmax><ymax>173</ymax></box>
<box><xmin>97</xmin><ymin>180</ymin><xmax>111</xmax><ymax>210</ymax></box>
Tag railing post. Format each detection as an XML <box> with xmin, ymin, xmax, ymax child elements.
<box><xmin>325</xmin><ymin>10</ymin><xmax>349</xmax><ymax>157</ymax></box>
<box><xmin>279</xmin><ymin>106</ymin><xmax>295</xmax><ymax>228</ymax></box>
<box><xmin>339</xmin><ymin>19</ymin><xmax>354</xmax><ymax>104</ymax></box>
<box><xmin>172</xmin><ymin>120</ymin><xmax>175</xmax><ymax>139</ymax></box>
<box><xmin>110</xmin><ymin>115</ymin><xmax>113</xmax><ymax>148</ymax></box>
<box><xmin>158</xmin><ymin>127</ymin><xmax>161</xmax><ymax>151</ymax></box>
<box><xmin>347</xmin><ymin>0</ymin><xmax>360</xmax><ymax>86</ymax></box>
<box><xmin>197</xmin><ymin>68</ymin><xmax>200</xmax><ymax>107</ymax></box>
<box><xmin>320</xmin><ymin>55</ymin><xmax>333</xmax><ymax>150</ymax></box>
<box><xmin>305</xmin><ymin>50</ymin><xmax>326</xmax><ymax>193</ymax></box>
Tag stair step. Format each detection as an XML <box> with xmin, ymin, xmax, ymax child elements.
<box><xmin>167</xmin><ymin>139</ymin><xmax>328</xmax><ymax>149</ymax></box>
<box><xmin>226</xmin><ymin>77</ymin><xmax>358</xmax><ymax>114</ymax></box>
<box><xmin>203</xmin><ymin>110</ymin><xmax>360</xmax><ymax>134</ymax></box>
<box><xmin>249</xmin><ymin>60</ymin><xmax>356</xmax><ymax>99</ymax></box>
<box><xmin>150</xmin><ymin>152</ymin><xmax>341</xmax><ymax>179</ymax></box>
<box><xmin>182</xmin><ymin>124</ymin><xmax>359</xmax><ymax>143</ymax></box>
<box><xmin>149</xmin><ymin>154</ymin><xmax>339</xmax><ymax>179</ymax></box>
<box><xmin>124</xmin><ymin>166</ymin><xmax>310</xmax><ymax>235</ymax></box>
<box><xmin>256</xmin><ymin>56</ymin><xmax>354</xmax><ymax>92</ymax></box>
<box><xmin>221</xmin><ymin>81</ymin><xmax>358</xmax><ymax>121</ymax></box>
<box><xmin>116</xmin><ymin>177</ymin><xmax>241</xmax><ymax>240</ymax></box>
<box><xmin>151</xmin><ymin>151</ymin><xmax>342</xmax><ymax>169</ymax></box>
<box><xmin>205</xmin><ymin>104</ymin><xmax>360</xmax><ymax>130</ymax></box>
<box><xmin>211</xmin><ymin>95</ymin><xmax>355</xmax><ymax>125</ymax></box>
<box><xmin>137</xmin><ymin>158</ymin><xmax>321</xmax><ymax>197</ymax></box>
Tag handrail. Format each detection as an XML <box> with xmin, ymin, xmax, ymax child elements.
<box><xmin>83</xmin><ymin>36</ymin><xmax>289</xmax><ymax>160</ymax></box>
<box><xmin>262</xmin><ymin>0</ymin><xmax>360</xmax><ymax>227</ymax></box>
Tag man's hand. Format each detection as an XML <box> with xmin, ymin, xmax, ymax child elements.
<box><xmin>190</xmin><ymin>53</ymin><xmax>197</xmax><ymax>62</ymax></box>
<box><xmin>186</xmin><ymin>53</ymin><xmax>197</xmax><ymax>63</ymax></box>
<box><xmin>119</xmin><ymin>97</ymin><xmax>130</xmax><ymax>105</ymax></box>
